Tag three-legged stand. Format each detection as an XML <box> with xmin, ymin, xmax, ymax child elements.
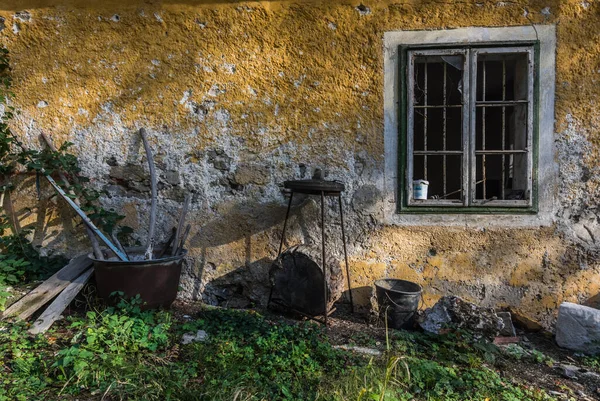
<box><xmin>269</xmin><ymin>189</ymin><xmax>354</xmax><ymax>326</ymax></box>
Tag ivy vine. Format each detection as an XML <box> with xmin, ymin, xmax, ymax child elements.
<box><xmin>0</xmin><ymin>47</ymin><xmax>128</xmax><ymax>308</ymax></box>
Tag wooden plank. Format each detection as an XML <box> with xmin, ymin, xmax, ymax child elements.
<box><xmin>140</xmin><ymin>128</ymin><xmax>158</xmax><ymax>260</ymax></box>
<box><xmin>28</xmin><ymin>268</ymin><xmax>94</xmax><ymax>335</ymax></box>
<box><xmin>0</xmin><ymin>254</ymin><xmax>92</xmax><ymax>320</ymax></box>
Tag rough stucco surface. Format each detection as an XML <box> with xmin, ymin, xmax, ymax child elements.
<box><xmin>1</xmin><ymin>0</ymin><xmax>599</xmax><ymax>328</ymax></box>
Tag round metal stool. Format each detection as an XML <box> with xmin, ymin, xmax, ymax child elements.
<box><xmin>268</xmin><ymin>178</ymin><xmax>354</xmax><ymax>326</ymax></box>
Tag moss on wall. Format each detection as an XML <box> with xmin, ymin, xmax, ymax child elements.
<box><xmin>1</xmin><ymin>0</ymin><xmax>600</xmax><ymax>328</ymax></box>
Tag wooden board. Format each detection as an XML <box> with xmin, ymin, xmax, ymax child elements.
<box><xmin>29</xmin><ymin>268</ymin><xmax>94</xmax><ymax>335</ymax></box>
<box><xmin>1</xmin><ymin>254</ymin><xmax>92</xmax><ymax>321</ymax></box>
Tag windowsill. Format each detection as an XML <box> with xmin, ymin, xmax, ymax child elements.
<box><xmin>384</xmin><ymin>205</ymin><xmax>551</xmax><ymax>227</ymax></box>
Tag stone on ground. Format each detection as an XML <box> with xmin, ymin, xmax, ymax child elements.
<box><xmin>333</xmin><ymin>345</ymin><xmax>382</xmax><ymax>356</ymax></box>
<box><xmin>181</xmin><ymin>330</ymin><xmax>208</xmax><ymax>344</ymax></box>
<box><xmin>419</xmin><ymin>296</ymin><xmax>504</xmax><ymax>339</ymax></box>
<box><xmin>555</xmin><ymin>302</ymin><xmax>600</xmax><ymax>354</ymax></box>
<box><xmin>497</xmin><ymin>311</ymin><xmax>517</xmax><ymax>337</ymax></box>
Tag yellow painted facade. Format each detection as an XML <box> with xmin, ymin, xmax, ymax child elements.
<box><xmin>1</xmin><ymin>0</ymin><xmax>600</xmax><ymax>328</ymax></box>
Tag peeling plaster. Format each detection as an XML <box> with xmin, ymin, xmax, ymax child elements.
<box><xmin>1</xmin><ymin>0</ymin><xmax>600</xmax><ymax>328</ymax></box>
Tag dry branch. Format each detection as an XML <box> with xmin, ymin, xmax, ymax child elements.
<box><xmin>157</xmin><ymin>227</ymin><xmax>176</xmax><ymax>259</ymax></box>
<box><xmin>111</xmin><ymin>232</ymin><xmax>129</xmax><ymax>260</ymax></box>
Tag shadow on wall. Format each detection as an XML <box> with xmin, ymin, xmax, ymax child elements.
<box><xmin>2</xmin><ymin>174</ymin><xmax>91</xmax><ymax>254</ymax></box>
<box><xmin>181</xmin><ymin>195</ymin><xmax>327</xmax><ymax>307</ymax></box>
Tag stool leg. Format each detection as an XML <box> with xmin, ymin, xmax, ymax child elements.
<box><xmin>338</xmin><ymin>195</ymin><xmax>354</xmax><ymax>313</ymax></box>
<box><xmin>277</xmin><ymin>192</ymin><xmax>294</xmax><ymax>257</ymax></box>
<box><xmin>268</xmin><ymin>192</ymin><xmax>294</xmax><ymax>309</ymax></box>
<box><xmin>321</xmin><ymin>191</ymin><xmax>328</xmax><ymax>327</ymax></box>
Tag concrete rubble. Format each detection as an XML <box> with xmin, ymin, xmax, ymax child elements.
<box><xmin>419</xmin><ymin>296</ymin><xmax>504</xmax><ymax>339</ymax></box>
<box><xmin>181</xmin><ymin>330</ymin><xmax>209</xmax><ymax>345</ymax></box>
<box><xmin>556</xmin><ymin>302</ymin><xmax>600</xmax><ymax>355</ymax></box>
<box><xmin>497</xmin><ymin>311</ymin><xmax>517</xmax><ymax>337</ymax></box>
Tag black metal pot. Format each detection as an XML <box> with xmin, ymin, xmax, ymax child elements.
<box><xmin>89</xmin><ymin>246</ymin><xmax>186</xmax><ymax>309</ymax></box>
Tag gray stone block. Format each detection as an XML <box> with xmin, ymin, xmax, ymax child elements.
<box><xmin>497</xmin><ymin>311</ymin><xmax>517</xmax><ymax>337</ymax></box>
<box><xmin>555</xmin><ymin>302</ymin><xmax>600</xmax><ymax>354</ymax></box>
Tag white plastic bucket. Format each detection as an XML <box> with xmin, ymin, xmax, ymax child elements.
<box><xmin>413</xmin><ymin>180</ymin><xmax>429</xmax><ymax>200</ymax></box>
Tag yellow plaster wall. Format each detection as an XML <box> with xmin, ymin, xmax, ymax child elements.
<box><xmin>1</xmin><ymin>0</ymin><xmax>600</xmax><ymax>328</ymax></box>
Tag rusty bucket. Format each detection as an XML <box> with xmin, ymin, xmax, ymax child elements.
<box><xmin>90</xmin><ymin>246</ymin><xmax>186</xmax><ymax>309</ymax></box>
<box><xmin>374</xmin><ymin>279</ymin><xmax>422</xmax><ymax>330</ymax></box>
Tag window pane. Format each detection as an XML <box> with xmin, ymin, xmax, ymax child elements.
<box><xmin>476</xmin><ymin>104</ymin><xmax>529</xmax><ymax>151</ymax></box>
<box><xmin>413</xmin><ymin>106</ymin><xmax>463</xmax><ymax>152</ymax></box>
<box><xmin>413</xmin><ymin>155</ymin><xmax>462</xmax><ymax>201</ymax></box>
<box><xmin>475</xmin><ymin>154</ymin><xmax>529</xmax><ymax>201</ymax></box>
<box><xmin>446</xmin><ymin>107</ymin><xmax>463</xmax><ymax>150</ymax></box>
<box><xmin>414</xmin><ymin>55</ymin><xmax>464</xmax><ymax>106</ymax></box>
<box><xmin>476</xmin><ymin>53</ymin><xmax>529</xmax><ymax>102</ymax></box>
<box><xmin>411</xmin><ymin>53</ymin><xmax>465</xmax><ymax>154</ymax></box>
<box><xmin>414</xmin><ymin>107</ymin><xmax>425</xmax><ymax>151</ymax></box>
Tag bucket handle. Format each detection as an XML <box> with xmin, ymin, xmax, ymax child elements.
<box><xmin>382</xmin><ymin>290</ymin><xmax>424</xmax><ymax>311</ymax></box>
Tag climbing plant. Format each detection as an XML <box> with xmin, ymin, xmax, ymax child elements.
<box><xmin>0</xmin><ymin>47</ymin><xmax>125</xmax><ymax>234</ymax></box>
<box><xmin>0</xmin><ymin>47</ymin><xmax>126</xmax><ymax>309</ymax></box>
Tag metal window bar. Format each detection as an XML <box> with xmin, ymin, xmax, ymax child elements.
<box><xmin>414</xmin><ymin>150</ymin><xmax>463</xmax><ymax>155</ymax></box>
<box><xmin>474</xmin><ymin>150</ymin><xmax>527</xmax><ymax>155</ymax></box>
<box><xmin>424</xmin><ymin>59</ymin><xmax>428</xmax><ymax>181</ymax></box>
<box><xmin>501</xmin><ymin>59</ymin><xmax>506</xmax><ymax>200</ymax></box>
<box><xmin>475</xmin><ymin>100</ymin><xmax>528</xmax><ymax>106</ymax></box>
<box><xmin>414</xmin><ymin>104</ymin><xmax>463</xmax><ymax>109</ymax></box>
<box><xmin>443</xmin><ymin>62</ymin><xmax>447</xmax><ymax>197</ymax></box>
<box><xmin>482</xmin><ymin>59</ymin><xmax>487</xmax><ymax>200</ymax></box>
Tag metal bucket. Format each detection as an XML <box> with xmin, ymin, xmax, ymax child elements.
<box><xmin>90</xmin><ymin>246</ymin><xmax>186</xmax><ymax>309</ymax></box>
<box><xmin>374</xmin><ymin>279</ymin><xmax>422</xmax><ymax>330</ymax></box>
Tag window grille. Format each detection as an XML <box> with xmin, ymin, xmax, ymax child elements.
<box><xmin>405</xmin><ymin>46</ymin><xmax>535</xmax><ymax>209</ymax></box>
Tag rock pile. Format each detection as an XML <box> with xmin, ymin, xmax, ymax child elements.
<box><xmin>419</xmin><ymin>296</ymin><xmax>505</xmax><ymax>339</ymax></box>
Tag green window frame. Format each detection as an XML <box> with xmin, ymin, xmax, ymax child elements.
<box><xmin>398</xmin><ymin>41</ymin><xmax>540</xmax><ymax>214</ymax></box>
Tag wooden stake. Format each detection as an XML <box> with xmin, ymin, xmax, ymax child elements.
<box><xmin>175</xmin><ymin>224</ymin><xmax>191</xmax><ymax>256</ymax></box>
<box><xmin>172</xmin><ymin>193</ymin><xmax>191</xmax><ymax>256</ymax></box>
<box><xmin>139</xmin><ymin>128</ymin><xmax>157</xmax><ymax>260</ymax></box>
<box><xmin>111</xmin><ymin>232</ymin><xmax>129</xmax><ymax>260</ymax></box>
<box><xmin>40</xmin><ymin>133</ymin><xmax>104</xmax><ymax>260</ymax></box>
<box><xmin>157</xmin><ymin>227</ymin><xmax>177</xmax><ymax>259</ymax></box>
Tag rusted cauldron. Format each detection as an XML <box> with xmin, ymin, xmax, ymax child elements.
<box><xmin>90</xmin><ymin>246</ymin><xmax>186</xmax><ymax>309</ymax></box>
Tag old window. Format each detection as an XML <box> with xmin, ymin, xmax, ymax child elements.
<box><xmin>383</xmin><ymin>26</ymin><xmax>556</xmax><ymax>225</ymax></box>
<box><xmin>405</xmin><ymin>46</ymin><xmax>535</xmax><ymax>210</ymax></box>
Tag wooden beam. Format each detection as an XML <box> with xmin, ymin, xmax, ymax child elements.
<box><xmin>172</xmin><ymin>193</ymin><xmax>191</xmax><ymax>256</ymax></box>
<box><xmin>140</xmin><ymin>128</ymin><xmax>158</xmax><ymax>260</ymax></box>
<box><xmin>0</xmin><ymin>254</ymin><xmax>92</xmax><ymax>321</ymax></box>
<box><xmin>28</xmin><ymin>268</ymin><xmax>94</xmax><ymax>335</ymax></box>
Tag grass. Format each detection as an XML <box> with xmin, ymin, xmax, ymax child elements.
<box><xmin>0</xmin><ymin>214</ymin><xmax>68</xmax><ymax>311</ymax></box>
<box><xmin>0</xmin><ymin>294</ymin><xmax>558</xmax><ymax>401</ymax></box>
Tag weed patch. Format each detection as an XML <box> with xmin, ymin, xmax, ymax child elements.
<box><xmin>179</xmin><ymin>308</ymin><xmax>362</xmax><ymax>400</ymax></box>
<box><xmin>0</xmin><ymin>304</ymin><xmax>559</xmax><ymax>401</ymax></box>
